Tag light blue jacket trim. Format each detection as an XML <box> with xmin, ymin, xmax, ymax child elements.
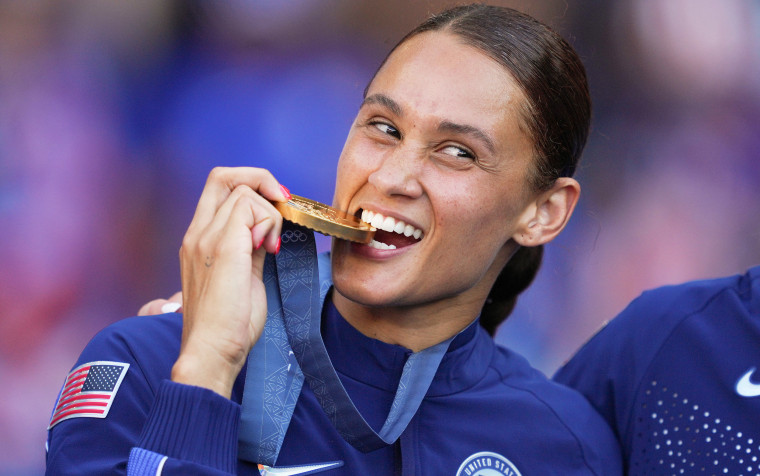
<box><xmin>127</xmin><ymin>447</ymin><xmax>167</xmax><ymax>476</ymax></box>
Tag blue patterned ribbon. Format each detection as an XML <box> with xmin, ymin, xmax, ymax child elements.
<box><xmin>238</xmin><ymin>246</ymin><xmax>305</xmax><ymax>464</ymax></box>
<box><xmin>239</xmin><ymin>222</ymin><xmax>453</xmax><ymax>464</ymax></box>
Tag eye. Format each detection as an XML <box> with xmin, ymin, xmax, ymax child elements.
<box><xmin>440</xmin><ymin>144</ymin><xmax>475</xmax><ymax>160</ymax></box>
<box><xmin>370</xmin><ymin>121</ymin><xmax>401</xmax><ymax>139</ymax></box>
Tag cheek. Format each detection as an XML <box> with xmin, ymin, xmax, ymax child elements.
<box><xmin>434</xmin><ymin>192</ymin><xmax>516</xmax><ymax>252</ymax></box>
<box><xmin>334</xmin><ymin>156</ymin><xmax>364</xmax><ymax>205</ymax></box>
<box><xmin>436</xmin><ymin>187</ymin><xmax>505</xmax><ymax>228</ymax></box>
<box><xmin>422</xmin><ymin>201</ymin><xmax>511</xmax><ymax>296</ymax></box>
<box><xmin>333</xmin><ymin>132</ymin><xmax>379</xmax><ymax>201</ymax></box>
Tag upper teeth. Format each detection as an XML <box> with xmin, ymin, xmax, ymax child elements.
<box><xmin>360</xmin><ymin>210</ymin><xmax>423</xmax><ymax>239</ymax></box>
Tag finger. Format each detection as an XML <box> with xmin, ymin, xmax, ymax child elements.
<box><xmin>190</xmin><ymin>184</ymin><xmax>255</xmax><ymax>253</ymax></box>
<box><xmin>184</xmin><ymin>191</ymin><xmax>281</xmax><ymax>295</ymax></box>
<box><xmin>221</xmin><ymin>190</ymin><xmax>281</xmax><ymax>256</ymax></box>
<box><xmin>167</xmin><ymin>291</ymin><xmax>183</xmax><ymax>303</ymax></box>
<box><xmin>182</xmin><ymin>185</ymin><xmax>282</xmax><ymax>274</ymax></box>
<box><xmin>164</xmin><ymin>291</ymin><xmax>184</xmax><ymax>314</ymax></box>
<box><xmin>217</xmin><ymin>188</ymin><xmax>283</xmax><ymax>259</ymax></box>
<box><xmin>138</xmin><ymin>298</ymin><xmax>172</xmax><ymax>316</ymax></box>
<box><xmin>188</xmin><ymin>167</ymin><xmax>290</xmax><ymax>237</ymax></box>
<box><xmin>260</xmin><ymin>222</ymin><xmax>282</xmax><ymax>255</ymax></box>
<box><xmin>244</xmin><ymin>191</ymin><xmax>283</xmax><ymax>255</ymax></box>
<box><xmin>216</xmin><ymin>185</ymin><xmax>282</xmax><ymax>251</ymax></box>
<box><xmin>188</xmin><ymin>183</ymin><xmax>284</xmax><ymax>257</ymax></box>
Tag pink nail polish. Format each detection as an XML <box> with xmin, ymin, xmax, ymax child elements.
<box><xmin>275</xmin><ymin>237</ymin><xmax>282</xmax><ymax>254</ymax></box>
<box><xmin>255</xmin><ymin>235</ymin><xmax>266</xmax><ymax>250</ymax></box>
<box><xmin>279</xmin><ymin>184</ymin><xmax>292</xmax><ymax>201</ymax></box>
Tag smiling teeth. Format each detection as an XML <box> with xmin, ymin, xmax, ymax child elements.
<box><xmin>360</xmin><ymin>209</ymin><xmax>423</xmax><ymax>240</ymax></box>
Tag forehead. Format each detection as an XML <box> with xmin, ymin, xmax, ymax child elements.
<box><xmin>367</xmin><ymin>31</ymin><xmax>526</xmax><ymax>128</ymax></box>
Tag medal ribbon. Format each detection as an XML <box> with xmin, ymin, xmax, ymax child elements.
<box><xmin>239</xmin><ymin>222</ymin><xmax>453</xmax><ymax>464</ymax></box>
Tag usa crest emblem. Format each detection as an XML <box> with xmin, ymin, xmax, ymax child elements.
<box><xmin>456</xmin><ymin>451</ymin><xmax>522</xmax><ymax>476</ymax></box>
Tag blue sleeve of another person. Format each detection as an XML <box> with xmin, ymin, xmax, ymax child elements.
<box><xmin>555</xmin><ymin>266</ymin><xmax>760</xmax><ymax>475</ymax></box>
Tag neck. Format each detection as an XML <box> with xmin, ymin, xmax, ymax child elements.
<box><xmin>331</xmin><ymin>289</ymin><xmax>482</xmax><ymax>352</ymax></box>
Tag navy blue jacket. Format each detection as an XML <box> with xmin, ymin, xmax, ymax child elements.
<box><xmin>47</xmin><ymin>299</ymin><xmax>622</xmax><ymax>475</ymax></box>
<box><xmin>556</xmin><ymin>266</ymin><xmax>760</xmax><ymax>475</ymax></box>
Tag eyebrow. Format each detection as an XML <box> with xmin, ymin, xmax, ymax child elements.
<box><xmin>361</xmin><ymin>94</ymin><xmax>404</xmax><ymax>117</ymax></box>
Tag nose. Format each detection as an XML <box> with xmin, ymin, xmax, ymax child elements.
<box><xmin>367</xmin><ymin>147</ymin><xmax>424</xmax><ymax>198</ymax></box>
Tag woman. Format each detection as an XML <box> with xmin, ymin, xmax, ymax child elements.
<box><xmin>46</xmin><ymin>5</ymin><xmax>622</xmax><ymax>475</ymax></box>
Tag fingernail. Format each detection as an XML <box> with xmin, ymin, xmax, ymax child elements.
<box><xmin>275</xmin><ymin>237</ymin><xmax>282</xmax><ymax>254</ymax></box>
<box><xmin>255</xmin><ymin>235</ymin><xmax>266</xmax><ymax>250</ymax></box>
<box><xmin>161</xmin><ymin>302</ymin><xmax>182</xmax><ymax>313</ymax></box>
<box><xmin>279</xmin><ymin>184</ymin><xmax>291</xmax><ymax>201</ymax></box>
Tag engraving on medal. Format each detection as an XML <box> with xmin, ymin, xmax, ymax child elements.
<box><xmin>289</xmin><ymin>197</ymin><xmax>342</xmax><ymax>221</ymax></box>
<box><xmin>274</xmin><ymin>195</ymin><xmax>375</xmax><ymax>244</ymax></box>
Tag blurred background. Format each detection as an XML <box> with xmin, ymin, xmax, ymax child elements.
<box><xmin>1</xmin><ymin>0</ymin><xmax>759</xmax><ymax>473</ymax></box>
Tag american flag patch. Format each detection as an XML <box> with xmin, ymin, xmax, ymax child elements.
<box><xmin>48</xmin><ymin>361</ymin><xmax>129</xmax><ymax>429</ymax></box>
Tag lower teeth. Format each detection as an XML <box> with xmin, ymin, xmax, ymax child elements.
<box><xmin>369</xmin><ymin>240</ymin><xmax>396</xmax><ymax>250</ymax></box>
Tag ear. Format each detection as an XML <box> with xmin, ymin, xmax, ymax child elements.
<box><xmin>512</xmin><ymin>177</ymin><xmax>580</xmax><ymax>247</ymax></box>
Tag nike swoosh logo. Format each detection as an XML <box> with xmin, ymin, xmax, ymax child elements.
<box><xmin>258</xmin><ymin>461</ymin><xmax>343</xmax><ymax>475</ymax></box>
<box><xmin>736</xmin><ymin>367</ymin><xmax>760</xmax><ymax>397</ymax></box>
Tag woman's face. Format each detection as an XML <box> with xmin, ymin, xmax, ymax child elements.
<box><xmin>331</xmin><ymin>31</ymin><xmax>539</xmax><ymax>311</ymax></box>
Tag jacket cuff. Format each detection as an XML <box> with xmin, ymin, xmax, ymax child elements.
<box><xmin>137</xmin><ymin>380</ymin><xmax>240</xmax><ymax>473</ymax></box>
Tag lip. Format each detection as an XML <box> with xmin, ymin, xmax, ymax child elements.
<box><xmin>349</xmin><ymin>239</ymin><xmax>412</xmax><ymax>259</ymax></box>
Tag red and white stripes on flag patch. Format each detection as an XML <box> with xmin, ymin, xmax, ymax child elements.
<box><xmin>48</xmin><ymin>361</ymin><xmax>130</xmax><ymax>429</ymax></box>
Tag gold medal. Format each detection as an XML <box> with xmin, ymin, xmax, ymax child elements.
<box><xmin>274</xmin><ymin>194</ymin><xmax>375</xmax><ymax>244</ymax></box>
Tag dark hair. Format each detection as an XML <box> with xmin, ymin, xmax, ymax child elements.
<box><xmin>374</xmin><ymin>4</ymin><xmax>591</xmax><ymax>335</ymax></box>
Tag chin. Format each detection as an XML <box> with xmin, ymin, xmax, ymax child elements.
<box><xmin>331</xmin><ymin>270</ymin><xmax>399</xmax><ymax>308</ymax></box>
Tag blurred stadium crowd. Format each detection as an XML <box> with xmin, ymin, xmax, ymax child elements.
<box><xmin>1</xmin><ymin>1</ymin><xmax>758</xmax><ymax>474</ymax></box>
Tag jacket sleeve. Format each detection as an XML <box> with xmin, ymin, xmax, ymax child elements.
<box><xmin>554</xmin><ymin>278</ymin><xmax>736</xmax><ymax>465</ymax></box>
<box><xmin>45</xmin><ymin>316</ymin><xmax>241</xmax><ymax>475</ymax></box>
<box><xmin>125</xmin><ymin>380</ymin><xmax>240</xmax><ymax>475</ymax></box>
<box><xmin>552</xmin><ymin>290</ymin><xmax>670</xmax><ymax>448</ymax></box>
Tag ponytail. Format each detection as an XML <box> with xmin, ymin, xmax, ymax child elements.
<box><xmin>479</xmin><ymin>245</ymin><xmax>543</xmax><ymax>336</ymax></box>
